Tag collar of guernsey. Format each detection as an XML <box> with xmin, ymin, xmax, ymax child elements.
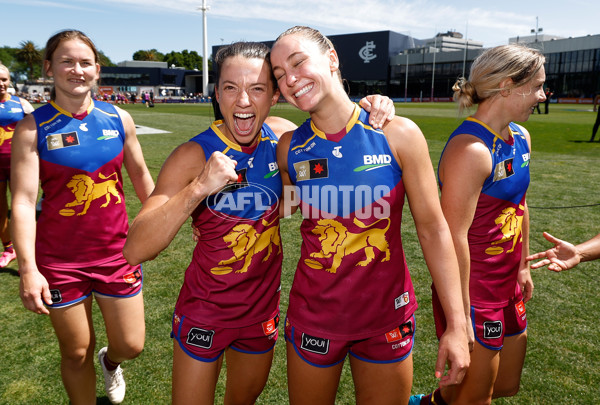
<box><xmin>287</xmin><ymin>104</ymin><xmax>402</xmax><ymax>216</ymax></box>
<box><xmin>193</xmin><ymin>120</ymin><xmax>281</xmax><ymax>220</ymax></box>
<box><xmin>34</xmin><ymin>100</ymin><xmax>126</xmax><ymax>173</ymax></box>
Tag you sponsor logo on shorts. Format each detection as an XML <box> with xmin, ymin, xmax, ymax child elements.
<box><xmin>186</xmin><ymin>328</ymin><xmax>215</xmax><ymax>349</ymax></box>
<box><xmin>50</xmin><ymin>289</ymin><xmax>62</xmax><ymax>304</ymax></box>
<box><xmin>483</xmin><ymin>320</ymin><xmax>503</xmax><ymax>339</ymax></box>
<box><xmin>300</xmin><ymin>333</ymin><xmax>329</xmax><ymax>355</ymax></box>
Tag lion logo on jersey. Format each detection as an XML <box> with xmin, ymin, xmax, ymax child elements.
<box><xmin>211</xmin><ymin>215</ymin><xmax>281</xmax><ymax>275</ymax></box>
<box><xmin>60</xmin><ymin>172</ymin><xmax>121</xmax><ymax>216</ymax></box>
<box><xmin>485</xmin><ymin>204</ymin><xmax>524</xmax><ymax>255</ymax></box>
<box><xmin>0</xmin><ymin>124</ymin><xmax>15</xmax><ymax>147</ymax></box>
<box><xmin>304</xmin><ymin>217</ymin><xmax>391</xmax><ymax>273</ymax></box>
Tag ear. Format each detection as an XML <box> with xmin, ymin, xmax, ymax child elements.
<box><xmin>43</xmin><ymin>60</ymin><xmax>52</xmax><ymax>77</ymax></box>
<box><xmin>271</xmin><ymin>88</ymin><xmax>280</xmax><ymax>107</ymax></box>
<box><xmin>499</xmin><ymin>78</ymin><xmax>513</xmax><ymax>97</ymax></box>
<box><xmin>328</xmin><ymin>49</ymin><xmax>340</xmax><ymax>73</ymax></box>
<box><xmin>214</xmin><ymin>86</ymin><xmax>220</xmax><ymax>103</ymax></box>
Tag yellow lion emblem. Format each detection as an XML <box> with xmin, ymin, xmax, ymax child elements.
<box><xmin>211</xmin><ymin>216</ymin><xmax>281</xmax><ymax>275</ymax></box>
<box><xmin>61</xmin><ymin>172</ymin><xmax>121</xmax><ymax>216</ymax></box>
<box><xmin>304</xmin><ymin>217</ymin><xmax>391</xmax><ymax>273</ymax></box>
<box><xmin>0</xmin><ymin>125</ymin><xmax>15</xmax><ymax>147</ymax></box>
<box><xmin>485</xmin><ymin>204</ymin><xmax>524</xmax><ymax>255</ymax></box>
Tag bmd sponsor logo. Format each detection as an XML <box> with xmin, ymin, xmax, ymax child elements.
<box><xmin>354</xmin><ymin>154</ymin><xmax>392</xmax><ymax>172</ymax></box>
<box><xmin>98</xmin><ymin>129</ymin><xmax>119</xmax><ymax>140</ymax></box>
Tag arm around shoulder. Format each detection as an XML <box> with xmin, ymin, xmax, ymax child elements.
<box><xmin>265</xmin><ymin>116</ymin><xmax>297</xmax><ymax>138</ymax></box>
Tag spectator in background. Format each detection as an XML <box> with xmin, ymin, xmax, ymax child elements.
<box><xmin>543</xmin><ymin>87</ymin><xmax>553</xmax><ymax>114</ymax></box>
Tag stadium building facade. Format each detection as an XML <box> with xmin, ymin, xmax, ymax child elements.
<box><xmin>211</xmin><ymin>30</ymin><xmax>600</xmax><ymax>102</ymax></box>
<box><xmin>25</xmin><ymin>30</ymin><xmax>599</xmax><ymax>103</ymax></box>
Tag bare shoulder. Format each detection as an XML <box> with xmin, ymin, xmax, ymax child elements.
<box><xmin>114</xmin><ymin>105</ymin><xmax>133</xmax><ymax>121</ymax></box>
<box><xmin>383</xmin><ymin>116</ymin><xmax>423</xmax><ymax>141</ymax></box>
<box><xmin>443</xmin><ymin>133</ymin><xmax>490</xmax><ymax>162</ymax></box>
<box><xmin>168</xmin><ymin>140</ymin><xmax>206</xmax><ymax>165</ymax></box>
<box><xmin>15</xmin><ymin>113</ymin><xmax>37</xmax><ymax>133</ymax></box>
<box><xmin>276</xmin><ymin>129</ymin><xmax>294</xmax><ymax>152</ymax></box>
<box><xmin>265</xmin><ymin>116</ymin><xmax>298</xmax><ymax>139</ymax></box>
<box><xmin>382</xmin><ymin>115</ymin><xmax>427</xmax><ymax>154</ymax></box>
<box><xmin>439</xmin><ymin>133</ymin><xmax>492</xmax><ymax>183</ymax></box>
<box><xmin>21</xmin><ymin>98</ymin><xmax>35</xmax><ymax>114</ymax></box>
<box><xmin>155</xmin><ymin>141</ymin><xmax>206</xmax><ymax>188</ymax></box>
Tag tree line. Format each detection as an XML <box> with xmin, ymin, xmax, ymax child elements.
<box><xmin>0</xmin><ymin>40</ymin><xmax>210</xmax><ymax>85</ymax></box>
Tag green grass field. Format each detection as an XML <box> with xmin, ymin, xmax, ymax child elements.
<box><xmin>0</xmin><ymin>102</ymin><xmax>598</xmax><ymax>404</ymax></box>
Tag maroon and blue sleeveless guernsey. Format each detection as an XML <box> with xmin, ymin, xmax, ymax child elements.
<box><xmin>33</xmin><ymin>100</ymin><xmax>129</xmax><ymax>267</ymax></box>
<box><xmin>0</xmin><ymin>95</ymin><xmax>26</xmax><ymax>156</ymax></box>
<box><xmin>439</xmin><ymin>117</ymin><xmax>530</xmax><ymax>307</ymax></box>
<box><xmin>175</xmin><ymin>121</ymin><xmax>282</xmax><ymax>327</ymax></box>
<box><xmin>286</xmin><ymin>105</ymin><xmax>417</xmax><ymax>340</ymax></box>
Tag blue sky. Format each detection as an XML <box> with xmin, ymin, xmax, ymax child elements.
<box><xmin>4</xmin><ymin>0</ymin><xmax>598</xmax><ymax>64</ymax></box>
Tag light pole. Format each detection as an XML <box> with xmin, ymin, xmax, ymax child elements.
<box><xmin>462</xmin><ymin>21</ymin><xmax>468</xmax><ymax>78</ymax></box>
<box><xmin>531</xmin><ymin>16</ymin><xmax>543</xmax><ymax>42</ymax></box>
<box><xmin>404</xmin><ymin>51</ymin><xmax>409</xmax><ymax>102</ymax></box>
<box><xmin>431</xmin><ymin>34</ymin><xmax>437</xmax><ymax>101</ymax></box>
<box><xmin>197</xmin><ymin>0</ymin><xmax>210</xmax><ymax>96</ymax></box>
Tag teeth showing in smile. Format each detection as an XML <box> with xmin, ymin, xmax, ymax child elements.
<box><xmin>294</xmin><ymin>84</ymin><xmax>313</xmax><ymax>98</ymax></box>
<box><xmin>234</xmin><ymin>113</ymin><xmax>254</xmax><ymax>119</ymax></box>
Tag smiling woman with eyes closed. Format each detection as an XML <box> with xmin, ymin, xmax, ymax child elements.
<box><xmin>270</xmin><ymin>26</ymin><xmax>469</xmax><ymax>405</ymax></box>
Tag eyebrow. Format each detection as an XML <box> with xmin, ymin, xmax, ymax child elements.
<box><xmin>220</xmin><ymin>79</ymin><xmax>268</xmax><ymax>87</ymax></box>
<box><xmin>273</xmin><ymin>51</ymin><xmax>303</xmax><ymax>70</ymax></box>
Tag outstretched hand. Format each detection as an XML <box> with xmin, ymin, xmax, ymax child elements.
<box><xmin>526</xmin><ymin>232</ymin><xmax>580</xmax><ymax>271</ymax></box>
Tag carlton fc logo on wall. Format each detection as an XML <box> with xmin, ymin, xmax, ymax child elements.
<box><xmin>359</xmin><ymin>41</ymin><xmax>377</xmax><ymax>63</ymax></box>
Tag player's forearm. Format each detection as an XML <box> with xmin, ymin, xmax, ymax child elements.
<box><xmin>576</xmin><ymin>233</ymin><xmax>600</xmax><ymax>263</ymax></box>
<box><xmin>419</xmin><ymin>228</ymin><xmax>467</xmax><ymax>328</ymax></box>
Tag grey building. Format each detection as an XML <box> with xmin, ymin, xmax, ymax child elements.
<box><xmin>84</xmin><ymin>30</ymin><xmax>600</xmax><ymax>102</ymax></box>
